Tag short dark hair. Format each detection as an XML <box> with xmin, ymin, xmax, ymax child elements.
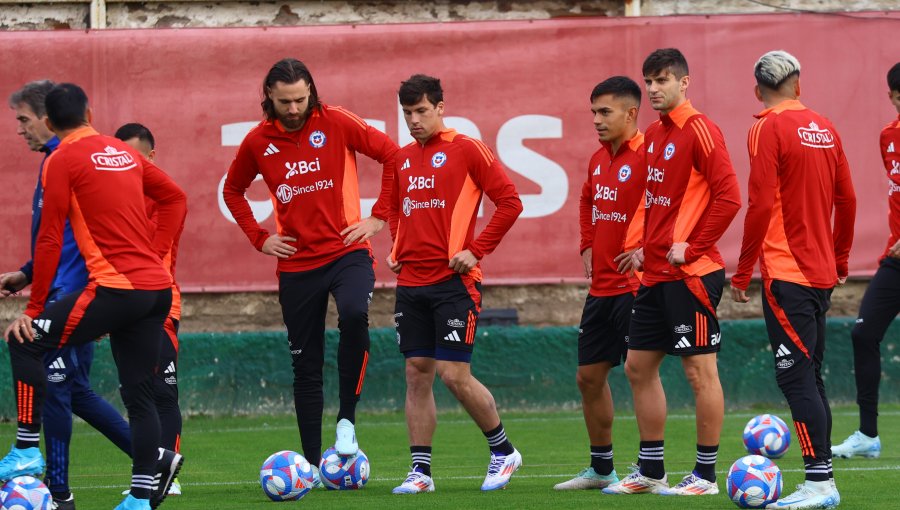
<box><xmin>261</xmin><ymin>58</ymin><xmax>320</xmax><ymax>120</ymax></box>
<box><xmin>889</xmin><ymin>62</ymin><xmax>900</xmax><ymax>93</ymax></box>
<box><xmin>398</xmin><ymin>74</ymin><xmax>443</xmax><ymax>107</ymax></box>
<box><xmin>590</xmin><ymin>76</ymin><xmax>642</xmax><ymax>105</ymax></box>
<box><xmin>8</xmin><ymin>80</ymin><xmax>55</xmax><ymax>117</ymax></box>
<box><xmin>114</xmin><ymin>122</ymin><xmax>155</xmax><ymax>150</ymax></box>
<box><xmin>642</xmin><ymin>48</ymin><xmax>689</xmax><ymax>79</ymax></box>
<box><xmin>45</xmin><ymin>83</ymin><xmax>89</xmax><ymax>131</ymax></box>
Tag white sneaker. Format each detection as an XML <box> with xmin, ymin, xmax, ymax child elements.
<box><xmin>831</xmin><ymin>430</ymin><xmax>880</xmax><ymax>458</ymax></box>
<box><xmin>659</xmin><ymin>472</ymin><xmax>719</xmax><ymax>495</ymax></box>
<box><xmin>766</xmin><ymin>480</ymin><xmax>840</xmax><ymax>509</ymax></box>
<box><xmin>168</xmin><ymin>477</ymin><xmax>181</xmax><ymax>496</ymax></box>
<box><xmin>481</xmin><ymin>448</ymin><xmax>522</xmax><ymax>491</ymax></box>
<box><xmin>602</xmin><ymin>470</ymin><xmax>668</xmax><ymax>494</ymax></box>
<box><xmin>553</xmin><ymin>467</ymin><xmax>619</xmax><ymax>490</ymax></box>
<box><xmin>392</xmin><ymin>470</ymin><xmax>435</xmax><ymax>494</ymax></box>
<box><xmin>311</xmin><ymin>465</ymin><xmax>323</xmax><ymax>489</ymax></box>
<box><xmin>335</xmin><ymin>419</ymin><xmax>359</xmax><ymax>456</ymax></box>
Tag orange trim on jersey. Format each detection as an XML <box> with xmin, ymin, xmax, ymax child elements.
<box><xmin>355</xmin><ymin>351</ymin><xmax>369</xmax><ymax>396</ymax></box>
<box><xmin>332</xmin><ymin>106</ymin><xmax>368</xmax><ymax>130</ymax></box>
<box><xmin>674</xmin><ymin>169</ymin><xmax>722</xmax><ymax>277</ymax></box>
<box><xmin>763</xmin><ymin>280</ymin><xmax>811</xmax><ymax>359</ymax></box>
<box><xmin>59</xmin><ymin>126</ymin><xmax>99</xmax><ymax>145</ymax></box>
<box><xmin>169</xmin><ymin>284</ymin><xmax>182</xmax><ymax>322</ymax></box>
<box><xmin>447</xmin><ymin>174</ymin><xmax>482</xmax><ymax>259</ymax></box>
<box><xmin>756</xmin><ymin>99</ymin><xmax>806</xmax><ymax>118</ymax></box>
<box><xmin>68</xmin><ymin>196</ymin><xmax>134</xmax><ymax>289</ymax></box>
<box><xmin>627</xmin><ymin>131</ymin><xmax>645</xmax><ymax>152</ymax></box>
<box><xmin>690</xmin><ymin>120</ymin><xmax>715</xmax><ymax>157</ymax></box>
<box><xmin>464</xmin><ymin>137</ymin><xmax>494</xmax><ymax>166</ymax></box>
<box><xmin>761</xmin><ymin>185</ymin><xmax>811</xmax><ymax>286</ymax></box>
<box><xmin>461</xmin><ymin>272</ymin><xmax>483</xmax><ymax>312</ymax></box>
<box><xmin>748</xmin><ymin>117</ymin><xmax>768</xmax><ymax>157</ymax></box>
<box><xmin>342</xmin><ymin>147</ymin><xmax>363</xmax><ymax>227</ymax></box>
<box><xmin>164</xmin><ymin>316</ymin><xmax>179</xmax><ymax>352</ymax></box>
<box><xmin>61</xmin><ymin>283</ymin><xmax>97</xmax><ymax>347</ymax></box>
<box><xmin>665</xmin><ymin>100</ymin><xmax>700</xmax><ymax>129</ymax></box>
<box><xmin>269</xmin><ymin>195</ymin><xmax>284</xmax><ymax>235</ymax></box>
<box><xmin>439</xmin><ymin>129</ymin><xmax>458</xmax><ymax>143</ymax></box>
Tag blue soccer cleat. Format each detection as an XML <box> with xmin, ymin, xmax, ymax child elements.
<box><xmin>0</xmin><ymin>445</ymin><xmax>44</xmax><ymax>481</ymax></box>
<box><xmin>831</xmin><ymin>430</ymin><xmax>880</xmax><ymax>459</ymax></box>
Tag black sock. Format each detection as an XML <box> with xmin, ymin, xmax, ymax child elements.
<box><xmin>638</xmin><ymin>441</ymin><xmax>665</xmax><ymax>480</ymax></box>
<box><xmin>337</xmin><ymin>398</ymin><xmax>357</xmax><ymax>424</ymax></box>
<box><xmin>590</xmin><ymin>445</ymin><xmax>614</xmax><ymax>476</ymax></box>
<box><xmin>15</xmin><ymin>425</ymin><xmax>40</xmax><ymax>450</ymax></box>
<box><xmin>804</xmin><ymin>459</ymin><xmax>829</xmax><ymax>482</ymax></box>
<box><xmin>411</xmin><ymin>446</ymin><xmax>432</xmax><ymax>476</ymax></box>
<box><xmin>483</xmin><ymin>422</ymin><xmax>514</xmax><ymax>455</ymax></box>
<box><xmin>693</xmin><ymin>444</ymin><xmax>718</xmax><ymax>482</ymax></box>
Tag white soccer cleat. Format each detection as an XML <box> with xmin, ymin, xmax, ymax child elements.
<box><xmin>167</xmin><ymin>477</ymin><xmax>181</xmax><ymax>496</ymax></box>
<box><xmin>766</xmin><ymin>481</ymin><xmax>840</xmax><ymax>509</ymax></box>
<box><xmin>392</xmin><ymin>470</ymin><xmax>435</xmax><ymax>494</ymax></box>
<box><xmin>481</xmin><ymin>448</ymin><xmax>522</xmax><ymax>491</ymax></box>
<box><xmin>602</xmin><ymin>470</ymin><xmax>668</xmax><ymax>494</ymax></box>
<box><xmin>831</xmin><ymin>430</ymin><xmax>880</xmax><ymax>458</ymax></box>
<box><xmin>334</xmin><ymin>419</ymin><xmax>359</xmax><ymax>456</ymax></box>
<box><xmin>553</xmin><ymin>467</ymin><xmax>619</xmax><ymax>490</ymax></box>
<box><xmin>659</xmin><ymin>472</ymin><xmax>719</xmax><ymax>495</ymax></box>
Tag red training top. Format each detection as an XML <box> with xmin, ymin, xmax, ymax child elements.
<box><xmin>223</xmin><ymin>104</ymin><xmax>398</xmax><ymax>273</ymax></box>
<box><xmin>146</xmin><ymin>195</ymin><xmax>185</xmax><ymax>320</ymax></box>
<box><xmin>579</xmin><ymin>131</ymin><xmax>647</xmax><ymax>296</ymax></box>
<box><xmin>733</xmin><ymin>100</ymin><xmax>857</xmax><ymax>290</ymax></box>
<box><xmin>27</xmin><ymin>126</ymin><xmax>186</xmax><ymax>318</ymax></box>
<box><xmin>389</xmin><ymin>129</ymin><xmax>523</xmax><ymax>286</ymax></box>
<box><xmin>880</xmin><ymin>114</ymin><xmax>900</xmax><ymax>260</ymax></box>
<box><xmin>641</xmin><ymin>100</ymin><xmax>742</xmax><ymax>285</ymax></box>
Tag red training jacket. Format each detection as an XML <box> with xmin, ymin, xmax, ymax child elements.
<box><xmin>880</xmin><ymin>114</ymin><xmax>900</xmax><ymax>260</ymax></box>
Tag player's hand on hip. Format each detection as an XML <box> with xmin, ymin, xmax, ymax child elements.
<box><xmin>667</xmin><ymin>242</ymin><xmax>689</xmax><ymax>266</ymax></box>
<box><xmin>341</xmin><ymin>217</ymin><xmax>385</xmax><ymax>245</ymax></box>
<box><xmin>581</xmin><ymin>248</ymin><xmax>593</xmax><ymax>279</ymax></box>
<box><xmin>836</xmin><ymin>276</ymin><xmax>847</xmax><ymax>286</ymax></box>
<box><xmin>0</xmin><ymin>271</ymin><xmax>27</xmax><ymax>298</ymax></box>
<box><xmin>386</xmin><ymin>255</ymin><xmax>402</xmax><ymax>274</ymax></box>
<box><xmin>630</xmin><ymin>247</ymin><xmax>645</xmax><ymax>272</ymax></box>
<box><xmin>4</xmin><ymin>314</ymin><xmax>35</xmax><ymax>343</ymax></box>
<box><xmin>615</xmin><ymin>248</ymin><xmax>639</xmax><ymax>274</ymax></box>
<box><xmin>449</xmin><ymin>250</ymin><xmax>479</xmax><ymax>274</ymax></box>
<box><xmin>888</xmin><ymin>239</ymin><xmax>900</xmax><ymax>259</ymax></box>
<box><xmin>730</xmin><ymin>284</ymin><xmax>750</xmax><ymax>303</ymax></box>
<box><xmin>261</xmin><ymin>235</ymin><xmax>298</xmax><ymax>259</ymax></box>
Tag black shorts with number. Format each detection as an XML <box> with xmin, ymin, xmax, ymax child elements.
<box><xmin>628</xmin><ymin>269</ymin><xmax>725</xmax><ymax>355</ymax></box>
<box><xmin>395</xmin><ymin>274</ymin><xmax>482</xmax><ymax>355</ymax></box>
<box><xmin>578</xmin><ymin>292</ymin><xmax>634</xmax><ymax>366</ymax></box>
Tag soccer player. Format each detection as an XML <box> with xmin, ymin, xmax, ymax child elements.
<box><xmin>3</xmin><ymin>80</ymin><xmax>132</xmax><ymax>510</ymax></box>
<box><xmin>388</xmin><ymin>74</ymin><xmax>523</xmax><ymax>495</ymax></box>
<box><xmin>553</xmin><ymin>76</ymin><xmax>646</xmax><ymax>491</ymax></box>
<box><xmin>731</xmin><ymin>50</ymin><xmax>855</xmax><ymax>509</ymax></box>
<box><xmin>222</xmin><ymin>58</ymin><xmax>398</xmax><ymax>475</ymax></box>
<box><xmin>0</xmin><ymin>83</ymin><xmax>186</xmax><ymax>510</ymax></box>
<box><xmin>116</xmin><ymin>123</ymin><xmax>185</xmax><ymax>496</ymax></box>
<box><xmin>604</xmin><ymin>48</ymin><xmax>741</xmax><ymax>496</ymax></box>
<box><xmin>831</xmin><ymin>61</ymin><xmax>900</xmax><ymax>460</ymax></box>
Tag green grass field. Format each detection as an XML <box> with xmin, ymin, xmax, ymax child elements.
<box><xmin>8</xmin><ymin>405</ymin><xmax>898</xmax><ymax>509</ymax></box>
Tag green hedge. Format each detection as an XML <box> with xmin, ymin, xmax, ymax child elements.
<box><xmin>0</xmin><ymin>318</ymin><xmax>897</xmax><ymax>418</ymax></box>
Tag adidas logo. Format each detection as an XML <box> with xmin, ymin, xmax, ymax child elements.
<box><xmin>401</xmin><ymin>158</ymin><xmax>411</xmax><ymax>171</ymax></box>
<box><xmin>263</xmin><ymin>143</ymin><xmax>280</xmax><ymax>156</ymax></box>
<box><xmin>675</xmin><ymin>336</ymin><xmax>691</xmax><ymax>349</ymax></box>
<box><xmin>888</xmin><ymin>142</ymin><xmax>895</xmax><ymax>153</ymax></box>
<box><xmin>674</xmin><ymin>324</ymin><xmax>692</xmax><ymax>334</ymax></box>
<box><xmin>775</xmin><ymin>344</ymin><xmax>791</xmax><ymax>358</ymax></box>
<box><xmin>34</xmin><ymin>319</ymin><xmax>52</xmax><ymax>334</ymax></box>
<box><xmin>443</xmin><ymin>330</ymin><xmax>462</xmax><ymax>343</ymax></box>
<box><xmin>164</xmin><ymin>362</ymin><xmax>176</xmax><ymax>374</ymax></box>
<box><xmin>49</xmin><ymin>357</ymin><xmax>66</xmax><ymax>370</ymax></box>
<box><xmin>647</xmin><ymin>142</ymin><xmax>654</xmax><ymax>153</ymax></box>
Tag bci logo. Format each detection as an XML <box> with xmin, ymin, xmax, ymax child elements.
<box><xmin>407</xmin><ymin>175</ymin><xmax>435</xmax><ymax>192</ymax></box>
<box><xmin>285</xmin><ymin>158</ymin><xmax>321</xmax><ymax>179</ymax></box>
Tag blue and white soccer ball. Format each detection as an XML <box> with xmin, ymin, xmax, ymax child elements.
<box><xmin>727</xmin><ymin>455</ymin><xmax>783</xmax><ymax>508</ymax></box>
<box><xmin>0</xmin><ymin>476</ymin><xmax>51</xmax><ymax>510</ymax></box>
<box><xmin>743</xmin><ymin>414</ymin><xmax>791</xmax><ymax>458</ymax></box>
<box><xmin>259</xmin><ymin>450</ymin><xmax>315</xmax><ymax>501</ymax></box>
<box><xmin>319</xmin><ymin>447</ymin><xmax>369</xmax><ymax>490</ymax></box>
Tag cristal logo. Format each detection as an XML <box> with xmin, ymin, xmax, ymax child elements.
<box><xmin>285</xmin><ymin>158</ymin><xmax>321</xmax><ymax>179</ymax></box>
<box><xmin>91</xmin><ymin>146</ymin><xmax>136</xmax><ymax>171</ymax></box>
<box><xmin>276</xmin><ymin>184</ymin><xmax>293</xmax><ymax>204</ymax></box>
<box><xmin>407</xmin><ymin>175</ymin><xmax>435</xmax><ymax>192</ymax></box>
<box><xmin>402</xmin><ymin>197</ymin><xmax>413</xmax><ymax>217</ymax></box>
<box><xmin>797</xmin><ymin>122</ymin><xmax>835</xmax><ymax>148</ymax></box>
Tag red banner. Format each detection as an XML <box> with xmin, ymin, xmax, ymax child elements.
<box><xmin>1</xmin><ymin>12</ymin><xmax>897</xmax><ymax>290</ymax></box>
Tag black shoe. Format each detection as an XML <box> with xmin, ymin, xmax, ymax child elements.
<box><xmin>150</xmin><ymin>448</ymin><xmax>183</xmax><ymax>509</ymax></box>
<box><xmin>50</xmin><ymin>493</ymin><xmax>76</xmax><ymax>510</ymax></box>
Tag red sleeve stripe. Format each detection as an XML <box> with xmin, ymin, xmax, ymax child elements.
<box><xmin>332</xmin><ymin>106</ymin><xmax>368</xmax><ymax>130</ymax></box>
<box><xmin>464</xmin><ymin>137</ymin><xmax>494</xmax><ymax>166</ymax></box>
<box><xmin>748</xmin><ymin>118</ymin><xmax>767</xmax><ymax>157</ymax></box>
<box><xmin>690</xmin><ymin>120</ymin><xmax>715</xmax><ymax>157</ymax></box>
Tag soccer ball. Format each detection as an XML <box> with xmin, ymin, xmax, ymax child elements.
<box><xmin>259</xmin><ymin>450</ymin><xmax>315</xmax><ymax>501</ymax></box>
<box><xmin>319</xmin><ymin>447</ymin><xmax>369</xmax><ymax>490</ymax></box>
<box><xmin>0</xmin><ymin>476</ymin><xmax>51</xmax><ymax>510</ymax></box>
<box><xmin>743</xmin><ymin>414</ymin><xmax>791</xmax><ymax>458</ymax></box>
<box><xmin>726</xmin><ymin>455</ymin><xmax>782</xmax><ymax>508</ymax></box>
